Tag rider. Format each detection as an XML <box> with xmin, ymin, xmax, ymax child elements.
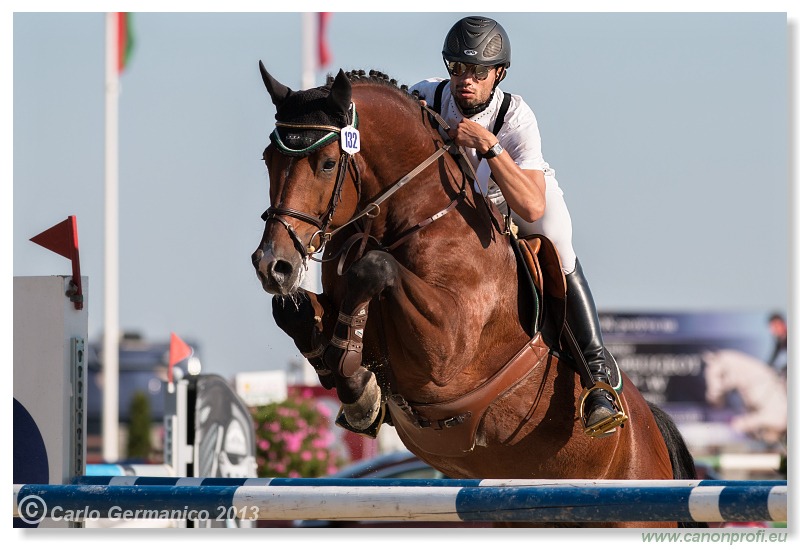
<box><xmin>410</xmin><ymin>16</ymin><xmax>624</xmax><ymax>438</ymax></box>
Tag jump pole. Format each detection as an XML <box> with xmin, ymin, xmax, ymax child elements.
<box><xmin>13</xmin><ymin>483</ymin><xmax>787</xmax><ymax>524</ymax></box>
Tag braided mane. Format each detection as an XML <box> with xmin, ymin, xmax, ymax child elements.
<box><xmin>324</xmin><ymin>69</ymin><xmax>422</xmax><ymax>110</ymax></box>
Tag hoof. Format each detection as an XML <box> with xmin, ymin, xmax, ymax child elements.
<box><xmin>341</xmin><ymin>372</ymin><xmax>382</xmax><ymax>430</ymax></box>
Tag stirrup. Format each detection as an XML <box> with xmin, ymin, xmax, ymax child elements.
<box><xmin>578</xmin><ymin>381</ymin><xmax>628</xmax><ymax>438</ymax></box>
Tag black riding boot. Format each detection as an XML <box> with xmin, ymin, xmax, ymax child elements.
<box><xmin>565</xmin><ymin>259</ymin><xmax>624</xmax><ymax>437</ymax></box>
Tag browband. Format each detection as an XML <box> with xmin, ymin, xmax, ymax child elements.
<box><xmin>270</xmin><ymin>103</ymin><xmax>358</xmax><ymax>157</ymax></box>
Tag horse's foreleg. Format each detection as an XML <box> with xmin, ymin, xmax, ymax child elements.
<box><xmin>323</xmin><ymin>251</ymin><xmax>400</xmax><ymax>430</ymax></box>
<box><xmin>272</xmin><ymin>291</ymin><xmax>337</xmax><ymax>389</ymax></box>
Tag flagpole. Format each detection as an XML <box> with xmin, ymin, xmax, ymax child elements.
<box><xmin>301</xmin><ymin>13</ymin><xmax>315</xmax><ymax>89</ymax></box>
<box><xmin>299</xmin><ymin>13</ymin><xmax>322</xmax><ymax>385</ymax></box>
<box><xmin>103</xmin><ymin>12</ymin><xmax>120</xmax><ymax>462</ymax></box>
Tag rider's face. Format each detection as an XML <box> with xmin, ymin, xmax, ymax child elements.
<box><xmin>450</xmin><ymin>65</ymin><xmax>502</xmax><ymax>111</ymax></box>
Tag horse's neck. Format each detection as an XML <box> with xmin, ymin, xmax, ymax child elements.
<box><xmin>351</xmin><ymin>91</ymin><xmax>533</xmax><ymax>395</ymax></box>
<box><xmin>355</xmin><ymin>99</ymin><xmax>483</xmax><ymax>239</ymax></box>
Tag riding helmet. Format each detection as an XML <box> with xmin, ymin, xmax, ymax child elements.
<box><xmin>442</xmin><ymin>16</ymin><xmax>511</xmax><ymax>68</ymax></box>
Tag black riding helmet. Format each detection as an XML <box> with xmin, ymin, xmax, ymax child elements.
<box><xmin>442</xmin><ymin>16</ymin><xmax>511</xmax><ymax>73</ymax></box>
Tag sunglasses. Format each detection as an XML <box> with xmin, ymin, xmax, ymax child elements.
<box><xmin>444</xmin><ymin>61</ymin><xmax>495</xmax><ymax>81</ymax></box>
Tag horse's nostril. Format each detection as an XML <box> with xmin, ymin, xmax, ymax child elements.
<box><xmin>272</xmin><ymin>259</ymin><xmax>293</xmax><ymax>277</ymax></box>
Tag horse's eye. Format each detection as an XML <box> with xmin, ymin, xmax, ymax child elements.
<box><xmin>322</xmin><ymin>159</ymin><xmax>337</xmax><ymax>172</ymax></box>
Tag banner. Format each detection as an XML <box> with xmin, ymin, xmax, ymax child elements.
<box><xmin>601</xmin><ymin>311</ymin><xmax>787</xmax><ymax>451</ymax></box>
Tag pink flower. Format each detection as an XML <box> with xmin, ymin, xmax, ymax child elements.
<box><xmin>301</xmin><ymin>388</ymin><xmax>313</xmax><ymax>399</ymax></box>
<box><xmin>315</xmin><ymin>451</ymin><xmax>326</xmax><ymax>461</ymax></box>
<box><xmin>300</xmin><ymin>450</ymin><xmax>312</xmax><ymax>461</ymax></box>
<box><xmin>284</xmin><ymin>433</ymin><xmax>303</xmax><ymax>453</ymax></box>
<box><xmin>258</xmin><ymin>440</ymin><xmax>270</xmax><ymax>451</ymax></box>
<box><xmin>288</xmin><ymin>470</ymin><xmax>301</xmax><ymax>478</ymax></box>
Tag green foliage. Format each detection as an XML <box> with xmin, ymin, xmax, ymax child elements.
<box><xmin>252</xmin><ymin>393</ymin><xmax>342</xmax><ymax>478</ymax></box>
<box><xmin>126</xmin><ymin>390</ymin><xmax>152</xmax><ymax>460</ymax></box>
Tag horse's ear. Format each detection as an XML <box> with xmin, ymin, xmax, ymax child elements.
<box><xmin>327</xmin><ymin>69</ymin><xmax>351</xmax><ymax>116</ymax></box>
<box><xmin>259</xmin><ymin>60</ymin><xmax>292</xmax><ymax>107</ymax></box>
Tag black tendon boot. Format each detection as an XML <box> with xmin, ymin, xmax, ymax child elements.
<box><xmin>564</xmin><ymin>259</ymin><xmax>627</xmax><ymax>438</ymax></box>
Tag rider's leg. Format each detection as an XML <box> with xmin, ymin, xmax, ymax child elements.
<box><xmin>509</xmin><ymin>173</ymin><xmax>620</xmax><ymax>436</ymax></box>
<box><xmin>564</xmin><ymin>258</ymin><xmax>619</xmax><ymax>433</ymax></box>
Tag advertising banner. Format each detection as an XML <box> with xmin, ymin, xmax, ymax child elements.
<box><xmin>600</xmin><ymin>311</ymin><xmax>787</xmax><ymax>453</ymax></box>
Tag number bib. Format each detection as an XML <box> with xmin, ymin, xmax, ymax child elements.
<box><xmin>340</xmin><ymin>125</ymin><xmax>361</xmax><ymax>154</ymax></box>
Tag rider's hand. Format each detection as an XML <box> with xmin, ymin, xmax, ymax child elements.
<box><xmin>447</xmin><ymin>118</ymin><xmax>495</xmax><ymax>155</ymax></box>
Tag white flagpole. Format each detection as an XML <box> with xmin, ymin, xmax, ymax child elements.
<box><xmin>103</xmin><ymin>12</ymin><xmax>120</xmax><ymax>462</ymax></box>
<box><xmin>300</xmin><ymin>13</ymin><xmax>322</xmax><ymax>385</ymax></box>
<box><xmin>301</xmin><ymin>13</ymin><xmax>315</xmax><ymax>90</ymax></box>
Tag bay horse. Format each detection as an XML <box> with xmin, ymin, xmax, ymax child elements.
<box><xmin>251</xmin><ymin>65</ymin><xmax>700</xmax><ymax>527</ymax></box>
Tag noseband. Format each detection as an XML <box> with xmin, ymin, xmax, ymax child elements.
<box><xmin>262</xmin><ymin>151</ymin><xmax>361</xmax><ymax>260</ymax></box>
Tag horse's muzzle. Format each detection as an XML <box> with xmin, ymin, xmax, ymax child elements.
<box><xmin>252</xmin><ymin>245</ymin><xmax>301</xmax><ymax>295</ymax></box>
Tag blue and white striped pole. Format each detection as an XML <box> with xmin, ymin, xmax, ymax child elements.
<box><xmin>14</xmin><ymin>482</ymin><xmax>787</xmax><ymax>524</ymax></box>
<box><xmin>72</xmin><ymin>476</ymin><xmax>785</xmax><ymax>489</ymax></box>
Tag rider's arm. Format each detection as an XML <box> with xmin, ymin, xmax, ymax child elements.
<box><xmin>447</xmin><ymin>118</ymin><xmax>546</xmax><ymax>223</ymax></box>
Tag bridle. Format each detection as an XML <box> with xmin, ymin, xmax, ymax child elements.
<box><xmin>261</xmin><ymin>103</ymin><xmax>363</xmax><ymax>261</ymax></box>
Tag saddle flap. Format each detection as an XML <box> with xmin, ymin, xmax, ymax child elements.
<box><xmin>517</xmin><ymin>233</ymin><xmax>567</xmax><ymax>343</ymax></box>
<box><xmin>522</xmin><ymin>233</ymin><xmax>567</xmax><ymax>299</ymax></box>
<box><xmin>517</xmin><ymin>236</ymin><xmax>543</xmax><ymax>295</ymax></box>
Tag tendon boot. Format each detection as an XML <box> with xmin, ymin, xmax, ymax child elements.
<box><xmin>564</xmin><ymin>259</ymin><xmax>627</xmax><ymax>438</ymax></box>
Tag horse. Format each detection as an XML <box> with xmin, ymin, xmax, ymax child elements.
<box><xmin>251</xmin><ymin>65</ymin><xmax>701</xmax><ymax>528</ymax></box>
<box><xmin>703</xmin><ymin>349</ymin><xmax>787</xmax><ymax>446</ymax></box>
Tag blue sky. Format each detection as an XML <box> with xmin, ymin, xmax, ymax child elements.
<box><xmin>7</xmin><ymin>6</ymin><xmax>794</xmax><ymax>385</ymax></box>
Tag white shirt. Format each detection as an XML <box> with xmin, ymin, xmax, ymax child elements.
<box><xmin>410</xmin><ymin>78</ymin><xmax>554</xmax><ymax>205</ymax></box>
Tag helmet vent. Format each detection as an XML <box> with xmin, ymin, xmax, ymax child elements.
<box><xmin>483</xmin><ymin>35</ymin><xmax>503</xmax><ymax>59</ymax></box>
<box><xmin>447</xmin><ymin>32</ymin><xmax>460</xmax><ymax>53</ymax></box>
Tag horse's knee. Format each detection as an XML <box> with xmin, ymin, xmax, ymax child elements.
<box><xmin>347</xmin><ymin>251</ymin><xmax>399</xmax><ymax>298</ymax></box>
<box><xmin>272</xmin><ymin>293</ymin><xmax>337</xmax><ymax>388</ymax></box>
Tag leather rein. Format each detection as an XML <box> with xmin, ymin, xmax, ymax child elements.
<box><xmin>262</xmin><ymin>102</ymin><xmax>486</xmax><ymax>274</ymax></box>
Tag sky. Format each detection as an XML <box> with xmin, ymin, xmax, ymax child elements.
<box><xmin>6</xmin><ymin>6</ymin><xmax>793</xmax><ymax>388</ymax></box>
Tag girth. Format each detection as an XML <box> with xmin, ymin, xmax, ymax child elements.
<box><xmin>387</xmin><ymin>334</ymin><xmax>552</xmax><ymax>457</ymax></box>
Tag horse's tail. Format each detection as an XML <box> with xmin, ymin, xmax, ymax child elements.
<box><xmin>647</xmin><ymin>401</ymin><xmax>708</xmax><ymax>529</ymax></box>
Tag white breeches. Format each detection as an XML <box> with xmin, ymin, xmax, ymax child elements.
<box><xmin>499</xmin><ymin>174</ymin><xmax>577</xmax><ymax>275</ymax></box>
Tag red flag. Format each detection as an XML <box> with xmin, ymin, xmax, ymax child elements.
<box><xmin>168</xmin><ymin>332</ymin><xmax>193</xmax><ymax>377</ymax></box>
<box><xmin>30</xmin><ymin>216</ymin><xmax>83</xmax><ymax>309</ymax></box>
<box><xmin>318</xmin><ymin>12</ymin><xmax>331</xmax><ymax>68</ymax></box>
<box><xmin>30</xmin><ymin>216</ymin><xmax>79</xmax><ymax>260</ymax></box>
<box><xmin>116</xmin><ymin>12</ymin><xmax>135</xmax><ymax>74</ymax></box>
<box><xmin>167</xmin><ymin>332</ymin><xmax>192</xmax><ymax>391</ymax></box>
